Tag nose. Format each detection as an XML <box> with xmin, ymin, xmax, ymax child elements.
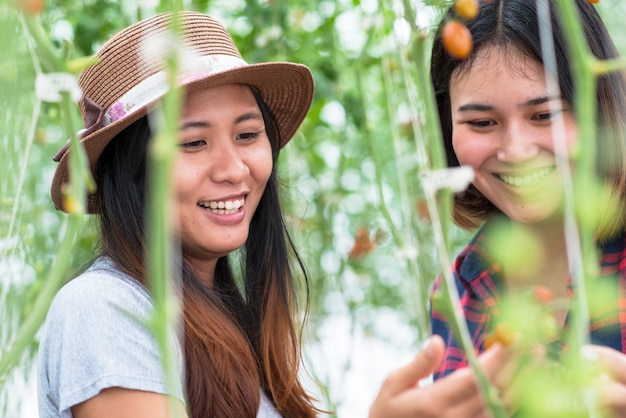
<box><xmin>209</xmin><ymin>140</ymin><xmax>249</xmax><ymax>184</ymax></box>
<box><xmin>496</xmin><ymin>122</ymin><xmax>540</xmax><ymax>163</ymax></box>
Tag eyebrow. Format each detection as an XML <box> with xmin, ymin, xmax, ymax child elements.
<box><xmin>179</xmin><ymin>111</ymin><xmax>264</xmax><ymax>130</ymax></box>
<box><xmin>457</xmin><ymin>95</ymin><xmax>564</xmax><ymax>112</ymax></box>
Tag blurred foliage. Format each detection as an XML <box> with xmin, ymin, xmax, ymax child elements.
<box><xmin>3</xmin><ymin>0</ymin><xmax>626</xmax><ymax>416</ymax></box>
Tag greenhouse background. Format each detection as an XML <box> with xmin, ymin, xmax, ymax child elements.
<box><xmin>3</xmin><ymin>0</ymin><xmax>626</xmax><ymax>416</ymax></box>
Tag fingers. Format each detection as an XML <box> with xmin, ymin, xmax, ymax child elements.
<box><xmin>425</xmin><ymin>342</ymin><xmax>509</xmax><ymax>407</ymax></box>
<box><xmin>423</xmin><ymin>371</ymin><xmax>499</xmax><ymax>418</ymax></box>
<box><xmin>584</xmin><ymin>345</ymin><xmax>626</xmax><ymax>385</ymax></box>
<box><xmin>371</xmin><ymin>367</ymin><xmax>493</xmax><ymax>418</ymax></box>
<box><xmin>433</xmin><ymin>363</ymin><xmax>482</xmax><ymax>404</ymax></box>
<box><xmin>595</xmin><ymin>374</ymin><xmax>626</xmax><ymax>418</ymax></box>
<box><xmin>441</xmin><ymin>386</ymin><xmax>490</xmax><ymax>418</ymax></box>
<box><xmin>369</xmin><ymin>336</ymin><xmax>447</xmax><ymax>418</ymax></box>
<box><xmin>584</xmin><ymin>346</ymin><xmax>626</xmax><ymax>418</ymax></box>
<box><xmin>370</xmin><ymin>337</ymin><xmax>509</xmax><ymax>418</ymax></box>
<box><xmin>432</xmin><ymin>352</ymin><xmax>523</xmax><ymax>418</ymax></box>
<box><xmin>478</xmin><ymin>342</ymin><xmax>512</xmax><ymax>382</ymax></box>
<box><xmin>378</xmin><ymin>335</ymin><xmax>446</xmax><ymax>395</ymax></box>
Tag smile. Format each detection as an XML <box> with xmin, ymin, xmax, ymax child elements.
<box><xmin>495</xmin><ymin>166</ymin><xmax>555</xmax><ymax>187</ymax></box>
<box><xmin>198</xmin><ymin>198</ymin><xmax>245</xmax><ymax>214</ymax></box>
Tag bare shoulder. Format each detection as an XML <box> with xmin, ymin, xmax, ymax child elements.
<box><xmin>72</xmin><ymin>387</ymin><xmax>188</xmax><ymax>418</ymax></box>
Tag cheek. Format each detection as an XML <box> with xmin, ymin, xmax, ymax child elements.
<box><xmin>173</xmin><ymin>161</ymin><xmax>199</xmax><ymax>202</ymax></box>
<box><xmin>565</xmin><ymin>121</ymin><xmax>578</xmax><ymax>152</ymax></box>
<box><xmin>251</xmin><ymin>142</ymin><xmax>274</xmax><ymax>185</ymax></box>
<box><xmin>260</xmin><ymin>156</ymin><xmax>273</xmax><ymax>184</ymax></box>
<box><xmin>452</xmin><ymin>127</ymin><xmax>495</xmax><ymax>168</ymax></box>
<box><xmin>451</xmin><ymin>129</ymin><xmax>475</xmax><ymax>166</ymax></box>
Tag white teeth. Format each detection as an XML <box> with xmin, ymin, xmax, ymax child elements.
<box><xmin>497</xmin><ymin>166</ymin><xmax>555</xmax><ymax>187</ymax></box>
<box><xmin>198</xmin><ymin>198</ymin><xmax>244</xmax><ymax>214</ymax></box>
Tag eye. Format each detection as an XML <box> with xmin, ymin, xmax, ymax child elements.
<box><xmin>179</xmin><ymin>139</ymin><xmax>206</xmax><ymax>149</ymax></box>
<box><xmin>467</xmin><ymin>120</ymin><xmax>494</xmax><ymax>128</ymax></box>
<box><xmin>236</xmin><ymin>131</ymin><xmax>261</xmax><ymax>141</ymax></box>
<box><xmin>532</xmin><ymin>110</ymin><xmax>562</xmax><ymax>122</ymax></box>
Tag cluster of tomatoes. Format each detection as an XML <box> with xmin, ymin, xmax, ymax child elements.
<box><xmin>484</xmin><ymin>285</ymin><xmax>555</xmax><ymax>349</ymax></box>
<box><xmin>441</xmin><ymin>0</ymin><xmax>479</xmax><ymax>60</ymax></box>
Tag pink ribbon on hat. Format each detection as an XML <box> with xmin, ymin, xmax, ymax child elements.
<box><xmin>52</xmin><ymin>54</ymin><xmax>247</xmax><ymax>163</ymax></box>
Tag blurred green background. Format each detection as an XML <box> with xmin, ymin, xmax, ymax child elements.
<box><xmin>2</xmin><ymin>0</ymin><xmax>626</xmax><ymax>416</ymax></box>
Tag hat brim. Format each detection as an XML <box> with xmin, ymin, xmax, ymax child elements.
<box><xmin>50</xmin><ymin>61</ymin><xmax>314</xmax><ymax>213</ymax></box>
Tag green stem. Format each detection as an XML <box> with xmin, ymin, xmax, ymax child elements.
<box><xmin>553</xmin><ymin>0</ymin><xmax>596</xmax><ymax>355</ymax></box>
<box><xmin>594</xmin><ymin>57</ymin><xmax>626</xmax><ymax>75</ymax></box>
<box><xmin>0</xmin><ymin>216</ymin><xmax>80</xmax><ymax>378</ymax></box>
<box><xmin>22</xmin><ymin>15</ymin><xmax>64</xmax><ymax>72</ymax></box>
<box><xmin>380</xmin><ymin>52</ymin><xmax>431</xmax><ymax>336</ymax></box>
<box><xmin>543</xmin><ymin>1</ymin><xmax>610</xmax><ymax>415</ymax></box>
<box><xmin>402</xmin><ymin>2</ymin><xmax>452</xmax><ymax>242</ymax></box>
<box><xmin>145</xmin><ymin>5</ymin><xmax>184</xmax><ymax>417</ymax></box>
<box><xmin>353</xmin><ymin>65</ymin><xmax>404</xmax><ymax>247</ymax></box>
<box><xmin>0</xmin><ymin>10</ymin><xmax>90</xmax><ymax>380</ymax></box>
<box><xmin>5</xmin><ymin>98</ymin><xmax>40</xmax><ymax>241</ymax></box>
<box><xmin>60</xmin><ymin>93</ymin><xmax>95</xmax><ymax>213</ymax></box>
<box><xmin>397</xmin><ymin>2</ymin><xmax>507</xmax><ymax>416</ymax></box>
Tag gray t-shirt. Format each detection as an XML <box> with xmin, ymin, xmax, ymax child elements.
<box><xmin>37</xmin><ymin>257</ymin><xmax>281</xmax><ymax>418</ymax></box>
<box><xmin>37</xmin><ymin>257</ymin><xmax>186</xmax><ymax>418</ymax></box>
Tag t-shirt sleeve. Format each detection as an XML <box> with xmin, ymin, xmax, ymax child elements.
<box><xmin>38</xmin><ymin>269</ymin><xmax>185</xmax><ymax>417</ymax></box>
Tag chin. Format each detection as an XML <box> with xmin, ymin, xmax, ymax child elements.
<box><xmin>219</xmin><ymin>237</ymin><xmax>249</xmax><ymax>253</ymax></box>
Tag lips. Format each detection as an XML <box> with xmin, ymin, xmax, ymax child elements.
<box><xmin>198</xmin><ymin>197</ymin><xmax>245</xmax><ymax>214</ymax></box>
<box><xmin>495</xmin><ymin>166</ymin><xmax>556</xmax><ymax>187</ymax></box>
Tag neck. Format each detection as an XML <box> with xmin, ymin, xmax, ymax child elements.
<box><xmin>187</xmin><ymin>258</ymin><xmax>217</xmax><ymax>288</ymax></box>
<box><xmin>497</xmin><ymin>218</ymin><xmax>573</xmax><ymax>328</ymax></box>
<box><xmin>524</xmin><ymin>219</ymin><xmax>569</xmax><ymax>259</ymax></box>
<box><xmin>491</xmin><ymin>217</ymin><xmax>574</xmax><ymax>289</ymax></box>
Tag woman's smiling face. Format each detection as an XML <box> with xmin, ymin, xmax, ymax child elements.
<box><xmin>449</xmin><ymin>47</ymin><xmax>578</xmax><ymax>224</ymax></box>
<box><xmin>174</xmin><ymin>83</ymin><xmax>273</xmax><ymax>282</ymax></box>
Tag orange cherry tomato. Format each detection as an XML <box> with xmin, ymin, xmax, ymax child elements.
<box><xmin>17</xmin><ymin>0</ymin><xmax>45</xmax><ymax>15</ymax></box>
<box><xmin>442</xmin><ymin>20</ymin><xmax>473</xmax><ymax>60</ymax></box>
<box><xmin>455</xmin><ymin>0</ymin><xmax>480</xmax><ymax>20</ymax></box>
<box><xmin>533</xmin><ymin>285</ymin><xmax>554</xmax><ymax>304</ymax></box>
<box><xmin>484</xmin><ymin>323</ymin><xmax>515</xmax><ymax>349</ymax></box>
<box><xmin>484</xmin><ymin>334</ymin><xmax>497</xmax><ymax>350</ymax></box>
<box><xmin>494</xmin><ymin>323</ymin><xmax>515</xmax><ymax>346</ymax></box>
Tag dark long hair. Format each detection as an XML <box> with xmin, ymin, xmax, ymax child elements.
<box><xmin>431</xmin><ymin>0</ymin><xmax>626</xmax><ymax>237</ymax></box>
<box><xmin>96</xmin><ymin>87</ymin><xmax>318</xmax><ymax>417</ymax></box>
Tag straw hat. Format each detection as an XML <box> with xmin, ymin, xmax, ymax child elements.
<box><xmin>50</xmin><ymin>11</ymin><xmax>314</xmax><ymax>213</ymax></box>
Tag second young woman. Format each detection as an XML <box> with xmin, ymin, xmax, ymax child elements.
<box><xmin>430</xmin><ymin>0</ymin><xmax>626</xmax><ymax>415</ymax></box>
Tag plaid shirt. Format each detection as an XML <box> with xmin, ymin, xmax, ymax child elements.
<box><xmin>431</xmin><ymin>225</ymin><xmax>626</xmax><ymax>379</ymax></box>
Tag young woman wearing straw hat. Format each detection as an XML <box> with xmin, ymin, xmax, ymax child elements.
<box><xmin>38</xmin><ymin>11</ymin><xmax>319</xmax><ymax>418</ymax></box>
